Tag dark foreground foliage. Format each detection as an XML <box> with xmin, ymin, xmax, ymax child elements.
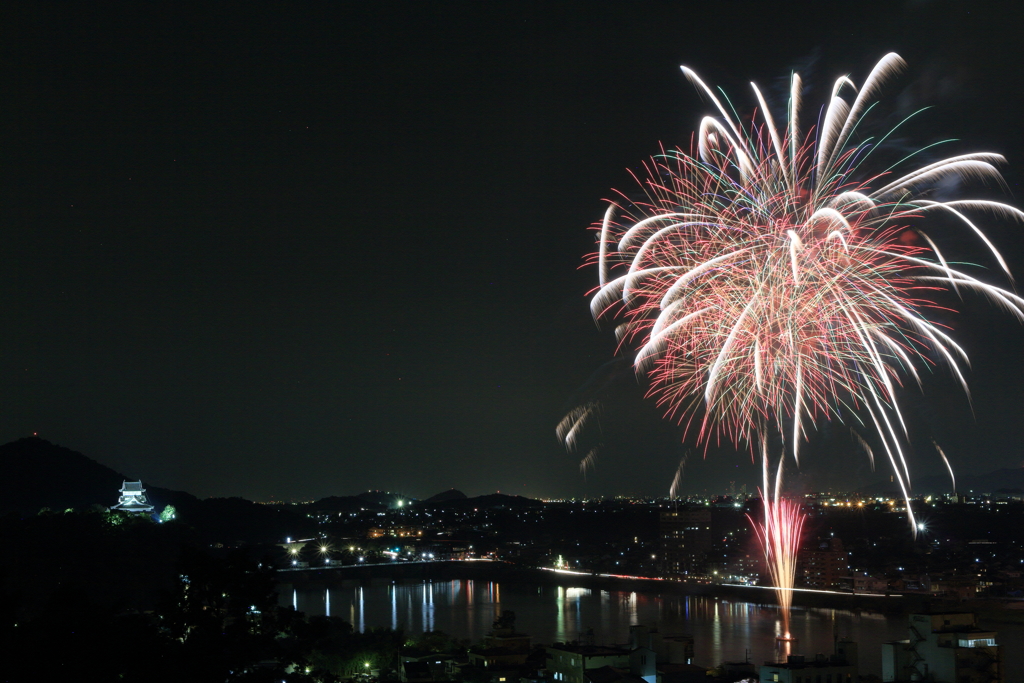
<box><xmin>0</xmin><ymin>509</ymin><xmax>402</xmax><ymax>683</ymax></box>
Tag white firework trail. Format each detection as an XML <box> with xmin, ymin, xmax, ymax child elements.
<box><xmin>932</xmin><ymin>439</ymin><xmax>957</xmax><ymax>495</ymax></box>
<box><xmin>669</xmin><ymin>453</ymin><xmax>688</xmax><ymax>500</ymax></box>
<box><xmin>556</xmin><ymin>401</ymin><xmax>599</xmax><ymax>453</ymax></box>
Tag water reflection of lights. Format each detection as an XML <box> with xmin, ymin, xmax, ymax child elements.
<box><xmin>711</xmin><ymin>601</ymin><xmax>721</xmax><ymax>664</ymax></box>
<box><xmin>358</xmin><ymin>586</ymin><xmax>365</xmax><ymax>632</ymax></box>
<box><xmin>425</xmin><ymin>582</ymin><xmax>435</xmax><ymax>631</ymax></box>
<box><xmin>775</xmin><ymin>635</ymin><xmax>797</xmax><ymax>662</ymax></box>
<box><xmin>391</xmin><ymin>585</ymin><xmax>397</xmax><ymax>630</ymax></box>
<box><xmin>556</xmin><ymin>586</ymin><xmax>565</xmax><ymax>640</ymax></box>
<box><xmin>287</xmin><ymin>581</ymin><xmax>925</xmax><ymax>671</ymax></box>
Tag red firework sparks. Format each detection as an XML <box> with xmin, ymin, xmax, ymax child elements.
<box><xmin>749</xmin><ymin>482</ymin><xmax>807</xmax><ymax>637</ymax></box>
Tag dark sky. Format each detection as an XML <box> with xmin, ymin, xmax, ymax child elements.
<box><xmin>3</xmin><ymin>1</ymin><xmax>1024</xmax><ymax>501</ymax></box>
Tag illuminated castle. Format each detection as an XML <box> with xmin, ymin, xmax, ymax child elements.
<box><xmin>110</xmin><ymin>480</ymin><xmax>155</xmax><ymax>513</ymax></box>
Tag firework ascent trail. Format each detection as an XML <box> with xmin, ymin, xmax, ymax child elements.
<box><xmin>587</xmin><ymin>53</ymin><xmax>1024</xmax><ymax>532</ymax></box>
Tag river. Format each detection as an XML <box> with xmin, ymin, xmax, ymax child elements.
<box><xmin>279</xmin><ymin>578</ymin><xmax>1020</xmax><ymax>675</ymax></box>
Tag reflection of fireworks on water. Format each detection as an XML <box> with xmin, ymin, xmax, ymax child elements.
<box><xmin>749</xmin><ymin>441</ymin><xmax>806</xmax><ymax>640</ymax></box>
<box><xmin>589</xmin><ymin>53</ymin><xmax>1022</xmax><ymax>530</ymax></box>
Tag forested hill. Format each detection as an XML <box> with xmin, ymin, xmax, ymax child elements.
<box><xmin>0</xmin><ymin>436</ymin><xmax>195</xmax><ymax>514</ymax></box>
<box><xmin>0</xmin><ymin>437</ymin><xmax>316</xmax><ymax>544</ymax></box>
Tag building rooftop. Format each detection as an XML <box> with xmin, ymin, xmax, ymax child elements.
<box><xmin>111</xmin><ymin>480</ymin><xmax>154</xmax><ymax>513</ymax></box>
<box><xmin>763</xmin><ymin>654</ymin><xmax>854</xmax><ymax>669</ymax></box>
<box><xmin>548</xmin><ymin>644</ymin><xmax>629</xmax><ymax>657</ymax></box>
<box><xmin>584</xmin><ymin>665</ymin><xmax>647</xmax><ymax>683</ymax></box>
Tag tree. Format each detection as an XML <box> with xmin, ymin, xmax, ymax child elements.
<box><xmin>160</xmin><ymin>504</ymin><xmax>177</xmax><ymax>522</ymax></box>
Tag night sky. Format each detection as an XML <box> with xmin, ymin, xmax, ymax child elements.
<box><xmin>3</xmin><ymin>2</ymin><xmax>1024</xmax><ymax>501</ymax></box>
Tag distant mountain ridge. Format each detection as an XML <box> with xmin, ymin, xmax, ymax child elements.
<box><xmin>413</xmin><ymin>492</ymin><xmax>538</xmax><ymax>510</ymax></box>
<box><xmin>0</xmin><ymin>438</ymin><xmax>539</xmax><ymax>534</ymax></box>
<box><xmin>7</xmin><ymin>436</ymin><xmax>1016</xmax><ymax>512</ymax></box>
<box><xmin>0</xmin><ymin>437</ymin><xmax>197</xmax><ymax>514</ymax></box>
<box><xmin>305</xmin><ymin>495</ymin><xmax>384</xmax><ymax>513</ymax></box>
<box><xmin>420</xmin><ymin>488</ymin><xmax>467</xmax><ymax>504</ymax></box>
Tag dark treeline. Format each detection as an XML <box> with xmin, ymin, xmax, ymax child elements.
<box><xmin>0</xmin><ymin>508</ymin><xmax>405</xmax><ymax>682</ymax></box>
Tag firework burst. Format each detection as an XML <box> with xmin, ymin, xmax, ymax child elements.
<box><xmin>590</xmin><ymin>53</ymin><xmax>1024</xmax><ymax>524</ymax></box>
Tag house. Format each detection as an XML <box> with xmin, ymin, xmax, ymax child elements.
<box><xmin>584</xmin><ymin>665</ymin><xmax>647</xmax><ymax>683</ymax></box>
<box><xmin>546</xmin><ymin>643</ymin><xmax>630</xmax><ymax>683</ymax></box>
<box><xmin>759</xmin><ymin>654</ymin><xmax>856</xmax><ymax>683</ymax></box>
<box><xmin>468</xmin><ymin>610</ymin><xmax>532</xmax><ymax>669</ymax></box>
<box><xmin>759</xmin><ymin>640</ymin><xmax>858</xmax><ymax>683</ymax></box>
<box><xmin>882</xmin><ymin>613</ymin><xmax>1000</xmax><ymax>682</ymax></box>
<box><xmin>400</xmin><ymin>649</ymin><xmax>454</xmax><ymax>683</ymax></box>
<box><xmin>629</xmin><ymin>624</ymin><xmax>694</xmax><ymax>665</ymax></box>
